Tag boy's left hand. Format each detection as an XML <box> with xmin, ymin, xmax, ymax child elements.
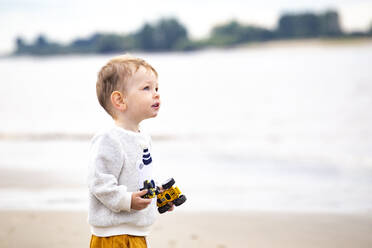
<box><xmin>167</xmin><ymin>202</ymin><xmax>175</xmax><ymax>212</ymax></box>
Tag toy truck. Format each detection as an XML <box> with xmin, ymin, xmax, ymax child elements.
<box><xmin>156</xmin><ymin>178</ymin><xmax>186</xmax><ymax>214</ymax></box>
<box><xmin>140</xmin><ymin>178</ymin><xmax>187</xmax><ymax>214</ymax></box>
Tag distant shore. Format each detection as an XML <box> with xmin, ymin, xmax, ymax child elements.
<box><xmin>3</xmin><ymin>36</ymin><xmax>372</xmax><ymax>58</ymax></box>
<box><xmin>0</xmin><ymin>210</ymin><xmax>371</xmax><ymax>248</ymax></box>
<box><xmin>234</xmin><ymin>37</ymin><xmax>372</xmax><ymax>50</ymax></box>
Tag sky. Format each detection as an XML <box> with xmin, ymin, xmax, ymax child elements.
<box><xmin>1</xmin><ymin>0</ymin><xmax>372</xmax><ymax>54</ymax></box>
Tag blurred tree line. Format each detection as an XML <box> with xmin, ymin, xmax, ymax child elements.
<box><xmin>14</xmin><ymin>10</ymin><xmax>372</xmax><ymax>55</ymax></box>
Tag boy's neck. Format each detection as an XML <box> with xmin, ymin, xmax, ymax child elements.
<box><xmin>115</xmin><ymin>117</ymin><xmax>141</xmax><ymax>133</ymax></box>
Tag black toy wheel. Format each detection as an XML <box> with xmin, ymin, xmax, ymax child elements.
<box><xmin>173</xmin><ymin>195</ymin><xmax>186</xmax><ymax>206</ymax></box>
<box><xmin>162</xmin><ymin>178</ymin><xmax>175</xmax><ymax>189</ymax></box>
<box><xmin>158</xmin><ymin>204</ymin><xmax>171</xmax><ymax>214</ymax></box>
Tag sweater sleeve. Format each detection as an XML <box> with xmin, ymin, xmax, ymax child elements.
<box><xmin>88</xmin><ymin>133</ymin><xmax>132</xmax><ymax>213</ymax></box>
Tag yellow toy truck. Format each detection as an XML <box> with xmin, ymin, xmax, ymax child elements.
<box><xmin>140</xmin><ymin>178</ymin><xmax>186</xmax><ymax>214</ymax></box>
<box><xmin>157</xmin><ymin>178</ymin><xmax>187</xmax><ymax>214</ymax></box>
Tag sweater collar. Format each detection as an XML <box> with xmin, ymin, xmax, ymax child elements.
<box><xmin>112</xmin><ymin>124</ymin><xmax>144</xmax><ymax>136</ymax></box>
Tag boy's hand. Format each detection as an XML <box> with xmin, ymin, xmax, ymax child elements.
<box><xmin>159</xmin><ymin>186</ymin><xmax>165</xmax><ymax>193</ymax></box>
<box><xmin>131</xmin><ymin>190</ymin><xmax>152</xmax><ymax>210</ymax></box>
<box><xmin>167</xmin><ymin>202</ymin><xmax>175</xmax><ymax>212</ymax></box>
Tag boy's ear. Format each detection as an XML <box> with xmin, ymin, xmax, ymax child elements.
<box><xmin>111</xmin><ymin>91</ymin><xmax>127</xmax><ymax>112</ymax></box>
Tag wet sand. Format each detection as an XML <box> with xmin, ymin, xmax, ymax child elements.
<box><xmin>0</xmin><ymin>210</ymin><xmax>371</xmax><ymax>248</ymax></box>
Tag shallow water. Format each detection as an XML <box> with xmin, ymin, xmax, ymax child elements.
<box><xmin>1</xmin><ymin>43</ymin><xmax>372</xmax><ymax>212</ymax></box>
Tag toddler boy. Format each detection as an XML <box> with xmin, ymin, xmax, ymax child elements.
<box><xmin>88</xmin><ymin>54</ymin><xmax>163</xmax><ymax>248</ymax></box>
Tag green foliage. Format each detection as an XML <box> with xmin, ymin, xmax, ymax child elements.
<box><xmin>207</xmin><ymin>20</ymin><xmax>275</xmax><ymax>47</ymax></box>
<box><xmin>136</xmin><ymin>18</ymin><xmax>189</xmax><ymax>51</ymax></box>
<box><xmin>95</xmin><ymin>34</ymin><xmax>125</xmax><ymax>53</ymax></box>
<box><xmin>12</xmin><ymin>10</ymin><xmax>371</xmax><ymax>56</ymax></box>
<box><xmin>209</xmin><ymin>20</ymin><xmax>244</xmax><ymax>45</ymax></box>
<box><xmin>14</xmin><ymin>18</ymin><xmax>190</xmax><ymax>55</ymax></box>
<box><xmin>278</xmin><ymin>10</ymin><xmax>342</xmax><ymax>38</ymax></box>
<box><xmin>15</xmin><ymin>34</ymin><xmax>65</xmax><ymax>55</ymax></box>
<box><xmin>136</xmin><ymin>23</ymin><xmax>156</xmax><ymax>51</ymax></box>
<box><xmin>320</xmin><ymin>11</ymin><xmax>342</xmax><ymax>36</ymax></box>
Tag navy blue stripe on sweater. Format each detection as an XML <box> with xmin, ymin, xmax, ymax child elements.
<box><xmin>143</xmin><ymin>153</ymin><xmax>151</xmax><ymax>159</ymax></box>
<box><xmin>143</xmin><ymin>157</ymin><xmax>152</xmax><ymax>165</ymax></box>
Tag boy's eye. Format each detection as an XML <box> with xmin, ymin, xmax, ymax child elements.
<box><xmin>143</xmin><ymin>86</ymin><xmax>150</xmax><ymax>90</ymax></box>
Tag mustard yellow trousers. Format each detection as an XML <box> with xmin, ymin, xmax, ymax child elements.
<box><xmin>90</xmin><ymin>234</ymin><xmax>147</xmax><ymax>248</ymax></box>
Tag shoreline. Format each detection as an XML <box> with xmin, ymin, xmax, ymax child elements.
<box><xmin>2</xmin><ymin>37</ymin><xmax>372</xmax><ymax>58</ymax></box>
<box><xmin>239</xmin><ymin>37</ymin><xmax>372</xmax><ymax>49</ymax></box>
<box><xmin>0</xmin><ymin>210</ymin><xmax>371</xmax><ymax>248</ymax></box>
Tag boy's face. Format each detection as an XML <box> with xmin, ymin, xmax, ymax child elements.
<box><xmin>123</xmin><ymin>66</ymin><xmax>160</xmax><ymax>122</ymax></box>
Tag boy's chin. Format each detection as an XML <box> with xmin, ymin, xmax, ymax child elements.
<box><xmin>144</xmin><ymin>113</ymin><xmax>158</xmax><ymax>120</ymax></box>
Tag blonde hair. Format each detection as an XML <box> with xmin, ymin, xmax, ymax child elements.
<box><xmin>96</xmin><ymin>54</ymin><xmax>158</xmax><ymax>118</ymax></box>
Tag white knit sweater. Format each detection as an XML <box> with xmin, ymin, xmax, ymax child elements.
<box><xmin>87</xmin><ymin>124</ymin><xmax>157</xmax><ymax>237</ymax></box>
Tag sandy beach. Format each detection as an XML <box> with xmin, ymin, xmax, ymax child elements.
<box><xmin>0</xmin><ymin>210</ymin><xmax>371</xmax><ymax>248</ymax></box>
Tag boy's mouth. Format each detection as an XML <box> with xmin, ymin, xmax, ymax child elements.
<box><xmin>152</xmin><ymin>103</ymin><xmax>160</xmax><ymax>108</ymax></box>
